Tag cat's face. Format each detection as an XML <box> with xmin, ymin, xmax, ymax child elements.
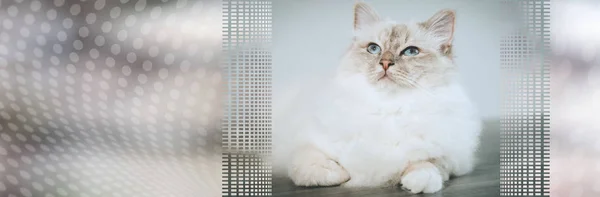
<box><xmin>341</xmin><ymin>3</ymin><xmax>457</xmax><ymax>91</ymax></box>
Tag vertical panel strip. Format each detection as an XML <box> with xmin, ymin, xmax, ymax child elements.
<box><xmin>500</xmin><ymin>0</ymin><xmax>550</xmax><ymax>196</ymax></box>
<box><xmin>222</xmin><ymin>0</ymin><xmax>272</xmax><ymax>196</ymax></box>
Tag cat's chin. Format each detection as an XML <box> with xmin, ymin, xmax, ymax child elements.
<box><xmin>373</xmin><ymin>77</ymin><xmax>413</xmax><ymax>92</ymax></box>
<box><xmin>375</xmin><ymin>75</ymin><xmax>408</xmax><ymax>85</ymax></box>
<box><xmin>372</xmin><ymin>72</ymin><xmax>394</xmax><ymax>82</ymax></box>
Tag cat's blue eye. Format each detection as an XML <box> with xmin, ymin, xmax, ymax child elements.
<box><xmin>366</xmin><ymin>43</ymin><xmax>381</xmax><ymax>54</ymax></box>
<box><xmin>401</xmin><ymin>46</ymin><xmax>420</xmax><ymax>56</ymax></box>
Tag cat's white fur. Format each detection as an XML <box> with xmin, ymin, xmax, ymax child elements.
<box><xmin>272</xmin><ymin>2</ymin><xmax>481</xmax><ymax>194</ymax></box>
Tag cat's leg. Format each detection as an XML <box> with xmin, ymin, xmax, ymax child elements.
<box><xmin>288</xmin><ymin>144</ymin><xmax>351</xmax><ymax>186</ymax></box>
<box><xmin>399</xmin><ymin>159</ymin><xmax>448</xmax><ymax>194</ymax></box>
<box><xmin>449</xmin><ymin>152</ymin><xmax>476</xmax><ymax>177</ymax></box>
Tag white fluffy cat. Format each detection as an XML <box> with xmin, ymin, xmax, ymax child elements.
<box><xmin>272</xmin><ymin>2</ymin><xmax>482</xmax><ymax>194</ymax></box>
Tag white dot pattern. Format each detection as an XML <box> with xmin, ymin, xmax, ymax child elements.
<box><xmin>0</xmin><ymin>0</ymin><xmax>223</xmax><ymax>196</ymax></box>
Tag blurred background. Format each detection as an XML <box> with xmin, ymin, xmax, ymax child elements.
<box><xmin>551</xmin><ymin>0</ymin><xmax>600</xmax><ymax>196</ymax></box>
<box><xmin>0</xmin><ymin>0</ymin><xmax>223</xmax><ymax>196</ymax></box>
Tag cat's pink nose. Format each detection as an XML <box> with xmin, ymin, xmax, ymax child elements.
<box><xmin>379</xmin><ymin>60</ymin><xmax>395</xmax><ymax>71</ymax></box>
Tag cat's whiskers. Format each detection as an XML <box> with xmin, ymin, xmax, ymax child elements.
<box><xmin>390</xmin><ymin>72</ymin><xmax>436</xmax><ymax>97</ymax></box>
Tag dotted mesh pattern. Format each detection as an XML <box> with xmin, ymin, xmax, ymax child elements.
<box><xmin>500</xmin><ymin>0</ymin><xmax>550</xmax><ymax>196</ymax></box>
<box><xmin>221</xmin><ymin>1</ymin><xmax>272</xmax><ymax>196</ymax></box>
<box><xmin>0</xmin><ymin>0</ymin><xmax>223</xmax><ymax>196</ymax></box>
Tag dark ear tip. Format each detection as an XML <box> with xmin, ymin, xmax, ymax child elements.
<box><xmin>354</xmin><ymin>2</ymin><xmax>369</xmax><ymax>10</ymax></box>
<box><xmin>438</xmin><ymin>9</ymin><xmax>456</xmax><ymax>18</ymax></box>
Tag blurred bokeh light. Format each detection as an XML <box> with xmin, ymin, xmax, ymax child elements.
<box><xmin>0</xmin><ymin>0</ymin><xmax>223</xmax><ymax>196</ymax></box>
<box><xmin>551</xmin><ymin>0</ymin><xmax>600</xmax><ymax>196</ymax></box>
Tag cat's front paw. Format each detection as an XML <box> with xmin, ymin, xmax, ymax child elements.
<box><xmin>288</xmin><ymin>146</ymin><xmax>350</xmax><ymax>187</ymax></box>
<box><xmin>400</xmin><ymin>162</ymin><xmax>443</xmax><ymax>194</ymax></box>
<box><xmin>289</xmin><ymin>159</ymin><xmax>351</xmax><ymax>187</ymax></box>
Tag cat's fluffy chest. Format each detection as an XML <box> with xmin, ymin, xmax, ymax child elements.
<box><xmin>321</xmin><ymin>85</ymin><xmax>430</xmax><ymax>134</ymax></box>
<box><xmin>308</xmin><ymin>84</ymin><xmax>464</xmax><ymax>186</ymax></box>
<box><xmin>310</xmin><ymin>84</ymin><xmax>439</xmax><ymax>154</ymax></box>
<box><xmin>309</xmin><ymin>90</ymin><xmax>440</xmax><ymax>186</ymax></box>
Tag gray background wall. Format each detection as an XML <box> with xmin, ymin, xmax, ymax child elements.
<box><xmin>272</xmin><ymin>0</ymin><xmax>523</xmax><ymax>119</ymax></box>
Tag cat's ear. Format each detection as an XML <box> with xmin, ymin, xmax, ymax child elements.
<box><xmin>422</xmin><ymin>9</ymin><xmax>456</xmax><ymax>45</ymax></box>
<box><xmin>354</xmin><ymin>2</ymin><xmax>380</xmax><ymax>31</ymax></box>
